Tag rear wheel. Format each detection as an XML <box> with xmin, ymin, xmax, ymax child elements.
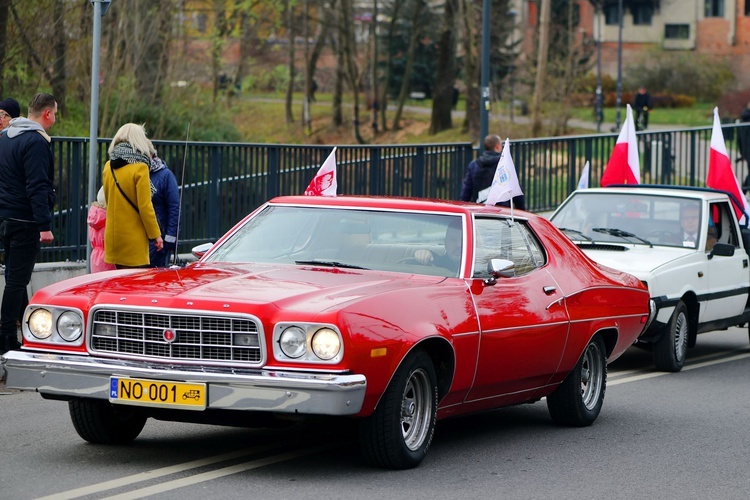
<box><xmin>653</xmin><ymin>300</ymin><xmax>689</xmax><ymax>372</ymax></box>
<box><xmin>547</xmin><ymin>335</ymin><xmax>606</xmax><ymax>427</ymax></box>
<box><xmin>69</xmin><ymin>399</ymin><xmax>147</xmax><ymax>444</ymax></box>
<box><xmin>359</xmin><ymin>350</ymin><xmax>438</xmax><ymax>469</ymax></box>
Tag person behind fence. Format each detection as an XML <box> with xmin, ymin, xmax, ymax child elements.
<box><xmin>633</xmin><ymin>86</ymin><xmax>652</xmax><ymax>131</ymax></box>
<box><xmin>87</xmin><ymin>187</ymin><xmax>117</xmax><ymax>273</ymax></box>
<box><xmin>738</xmin><ymin>101</ymin><xmax>750</xmax><ymax>168</ymax></box>
<box><xmin>102</xmin><ymin>123</ymin><xmax>163</xmax><ymax>269</ymax></box>
<box><xmin>0</xmin><ymin>93</ymin><xmax>58</xmax><ymax>355</ymax></box>
<box><xmin>0</xmin><ymin>97</ymin><xmax>21</xmax><ymax>134</ymax></box>
<box><xmin>460</xmin><ymin>134</ymin><xmax>525</xmax><ymax>210</ymax></box>
<box><xmin>148</xmin><ymin>150</ymin><xmax>180</xmax><ymax>267</ymax></box>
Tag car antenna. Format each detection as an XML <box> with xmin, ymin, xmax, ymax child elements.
<box><xmin>170</xmin><ymin>122</ymin><xmax>190</xmax><ymax>268</ymax></box>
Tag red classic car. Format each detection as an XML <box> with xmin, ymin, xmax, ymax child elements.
<box><xmin>2</xmin><ymin>196</ymin><xmax>653</xmax><ymax>469</ymax></box>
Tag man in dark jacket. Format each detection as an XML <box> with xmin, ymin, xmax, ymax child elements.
<box><xmin>633</xmin><ymin>87</ymin><xmax>652</xmax><ymax>131</ymax></box>
<box><xmin>148</xmin><ymin>153</ymin><xmax>181</xmax><ymax>267</ymax></box>
<box><xmin>0</xmin><ymin>93</ymin><xmax>57</xmax><ymax>354</ymax></box>
<box><xmin>460</xmin><ymin>134</ymin><xmax>525</xmax><ymax>210</ymax></box>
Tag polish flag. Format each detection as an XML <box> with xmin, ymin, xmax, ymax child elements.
<box><xmin>485</xmin><ymin>138</ymin><xmax>524</xmax><ymax>206</ymax></box>
<box><xmin>304</xmin><ymin>147</ymin><xmax>338</xmax><ymax>196</ymax></box>
<box><xmin>601</xmin><ymin>104</ymin><xmax>640</xmax><ymax>187</ymax></box>
<box><xmin>707</xmin><ymin>107</ymin><xmax>749</xmax><ymax>221</ymax></box>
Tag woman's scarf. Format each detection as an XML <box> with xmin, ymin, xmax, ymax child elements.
<box><xmin>110</xmin><ymin>142</ymin><xmax>151</xmax><ymax>166</ymax></box>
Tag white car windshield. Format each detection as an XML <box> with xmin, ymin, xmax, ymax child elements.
<box><xmin>552</xmin><ymin>192</ymin><xmax>703</xmax><ymax>248</ymax></box>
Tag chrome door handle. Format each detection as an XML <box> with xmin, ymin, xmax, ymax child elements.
<box><xmin>543</xmin><ymin>286</ymin><xmax>556</xmax><ymax>295</ymax></box>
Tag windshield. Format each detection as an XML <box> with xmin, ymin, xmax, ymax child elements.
<box><xmin>203</xmin><ymin>205</ymin><xmax>464</xmax><ymax>277</ymax></box>
<box><xmin>551</xmin><ymin>192</ymin><xmax>702</xmax><ymax>248</ymax></box>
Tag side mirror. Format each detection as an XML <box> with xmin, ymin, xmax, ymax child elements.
<box><xmin>708</xmin><ymin>242</ymin><xmax>735</xmax><ymax>259</ymax></box>
<box><xmin>484</xmin><ymin>258</ymin><xmax>515</xmax><ymax>285</ymax></box>
<box><xmin>191</xmin><ymin>242</ymin><xmax>214</xmax><ymax>260</ymax></box>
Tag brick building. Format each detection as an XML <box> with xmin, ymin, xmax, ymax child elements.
<box><xmin>512</xmin><ymin>0</ymin><xmax>750</xmax><ymax>89</ymax></box>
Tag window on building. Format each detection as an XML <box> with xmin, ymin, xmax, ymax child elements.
<box><xmin>632</xmin><ymin>4</ymin><xmax>653</xmax><ymax>25</ymax></box>
<box><xmin>665</xmin><ymin>24</ymin><xmax>690</xmax><ymax>39</ymax></box>
<box><xmin>746</xmin><ymin>0</ymin><xmax>750</xmax><ymax>15</ymax></box>
<box><xmin>604</xmin><ymin>5</ymin><xmax>619</xmax><ymax>25</ymax></box>
<box><xmin>705</xmin><ymin>0</ymin><xmax>724</xmax><ymax>17</ymax></box>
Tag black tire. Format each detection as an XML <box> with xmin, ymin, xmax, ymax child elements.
<box><xmin>547</xmin><ymin>335</ymin><xmax>607</xmax><ymax>427</ymax></box>
<box><xmin>69</xmin><ymin>399</ymin><xmax>147</xmax><ymax>444</ymax></box>
<box><xmin>653</xmin><ymin>300</ymin><xmax>689</xmax><ymax>372</ymax></box>
<box><xmin>359</xmin><ymin>350</ymin><xmax>438</xmax><ymax>470</ymax></box>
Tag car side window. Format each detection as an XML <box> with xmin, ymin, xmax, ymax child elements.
<box><xmin>473</xmin><ymin>218</ymin><xmax>546</xmax><ymax>277</ymax></box>
<box><xmin>709</xmin><ymin>201</ymin><xmax>739</xmax><ymax>248</ymax></box>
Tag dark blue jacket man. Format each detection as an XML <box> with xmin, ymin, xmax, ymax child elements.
<box><xmin>0</xmin><ymin>93</ymin><xmax>57</xmax><ymax>354</ymax></box>
<box><xmin>460</xmin><ymin>134</ymin><xmax>525</xmax><ymax>210</ymax></box>
<box><xmin>148</xmin><ymin>154</ymin><xmax>180</xmax><ymax>267</ymax></box>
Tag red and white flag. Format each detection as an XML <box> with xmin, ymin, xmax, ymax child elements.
<box><xmin>304</xmin><ymin>147</ymin><xmax>338</xmax><ymax>196</ymax></box>
<box><xmin>707</xmin><ymin>107</ymin><xmax>750</xmax><ymax>221</ymax></box>
<box><xmin>601</xmin><ymin>104</ymin><xmax>640</xmax><ymax>186</ymax></box>
<box><xmin>485</xmin><ymin>138</ymin><xmax>523</xmax><ymax>206</ymax></box>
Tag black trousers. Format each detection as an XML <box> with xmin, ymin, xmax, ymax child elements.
<box><xmin>0</xmin><ymin>219</ymin><xmax>40</xmax><ymax>342</ymax></box>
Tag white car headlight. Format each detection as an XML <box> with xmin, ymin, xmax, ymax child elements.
<box><xmin>28</xmin><ymin>308</ymin><xmax>53</xmax><ymax>339</ymax></box>
<box><xmin>279</xmin><ymin>326</ymin><xmax>307</xmax><ymax>358</ymax></box>
<box><xmin>57</xmin><ymin>311</ymin><xmax>83</xmax><ymax>342</ymax></box>
<box><xmin>311</xmin><ymin>328</ymin><xmax>341</xmax><ymax>360</ymax></box>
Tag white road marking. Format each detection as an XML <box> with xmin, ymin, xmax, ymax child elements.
<box><xmin>38</xmin><ymin>347</ymin><xmax>750</xmax><ymax>499</ymax></box>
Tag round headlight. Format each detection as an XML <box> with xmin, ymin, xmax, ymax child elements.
<box><xmin>28</xmin><ymin>309</ymin><xmax>53</xmax><ymax>339</ymax></box>
<box><xmin>57</xmin><ymin>311</ymin><xmax>83</xmax><ymax>342</ymax></box>
<box><xmin>311</xmin><ymin>328</ymin><xmax>341</xmax><ymax>360</ymax></box>
<box><xmin>279</xmin><ymin>326</ymin><xmax>307</xmax><ymax>358</ymax></box>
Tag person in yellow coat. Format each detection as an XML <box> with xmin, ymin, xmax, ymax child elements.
<box><xmin>102</xmin><ymin>123</ymin><xmax>163</xmax><ymax>268</ymax></box>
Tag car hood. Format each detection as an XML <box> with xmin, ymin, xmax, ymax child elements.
<box><xmin>36</xmin><ymin>262</ymin><xmax>449</xmax><ymax>314</ymax></box>
<box><xmin>577</xmin><ymin>244</ymin><xmax>691</xmax><ymax>279</ymax></box>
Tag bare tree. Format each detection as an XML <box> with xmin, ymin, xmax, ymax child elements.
<box><xmin>390</xmin><ymin>0</ymin><xmax>424</xmax><ymax>130</ymax></box>
<box><xmin>285</xmin><ymin>0</ymin><xmax>296</xmax><ymax>124</ymax></box>
<box><xmin>0</xmin><ymin>0</ymin><xmax>8</xmax><ymax>97</ymax></box>
<box><xmin>339</xmin><ymin>0</ymin><xmax>365</xmax><ymax>143</ymax></box>
<box><xmin>429</xmin><ymin>0</ymin><xmax>459</xmax><ymax>135</ymax></box>
<box><xmin>531</xmin><ymin>0</ymin><xmax>551</xmax><ymax>137</ymax></box>
<box><xmin>378</xmin><ymin>0</ymin><xmax>406</xmax><ymax>132</ymax></box>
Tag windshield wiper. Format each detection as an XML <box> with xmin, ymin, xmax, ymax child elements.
<box><xmin>592</xmin><ymin>227</ymin><xmax>653</xmax><ymax>248</ymax></box>
<box><xmin>295</xmin><ymin>259</ymin><xmax>369</xmax><ymax>270</ymax></box>
<box><xmin>558</xmin><ymin>227</ymin><xmax>593</xmax><ymax>242</ymax></box>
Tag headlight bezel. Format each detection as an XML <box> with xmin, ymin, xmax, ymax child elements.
<box><xmin>23</xmin><ymin>306</ymin><xmax>85</xmax><ymax>346</ymax></box>
<box><xmin>273</xmin><ymin>323</ymin><xmax>344</xmax><ymax>364</ymax></box>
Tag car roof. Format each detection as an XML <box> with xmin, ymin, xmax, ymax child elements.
<box><xmin>268</xmin><ymin>195</ymin><xmax>531</xmax><ymax>218</ymax></box>
<box><xmin>571</xmin><ymin>185</ymin><xmax>734</xmax><ymax>203</ymax></box>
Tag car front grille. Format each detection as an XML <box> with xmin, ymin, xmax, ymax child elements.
<box><xmin>90</xmin><ymin>308</ymin><xmax>263</xmax><ymax>365</ymax></box>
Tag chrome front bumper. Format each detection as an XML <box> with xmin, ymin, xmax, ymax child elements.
<box><xmin>1</xmin><ymin>350</ymin><xmax>367</xmax><ymax>416</ymax></box>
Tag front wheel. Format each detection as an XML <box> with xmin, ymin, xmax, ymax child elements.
<box><xmin>69</xmin><ymin>399</ymin><xmax>147</xmax><ymax>444</ymax></box>
<box><xmin>653</xmin><ymin>300</ymin><xmax>689</xmax><ymax>372</ymax></box>
<box><xmin>547</xmin><ymin>335</ymin><xmax>607</xmax><ymax>427</ymax></box>
<box><xmin>359</xmin><ymin>350</ymin><xmax>438</xmax><ymax>469</ymax></box>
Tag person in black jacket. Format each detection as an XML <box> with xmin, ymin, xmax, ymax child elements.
<box><xmin>633</xmin><ymin>87</ymin><xmax>652</xmax><ymax>131</ymax></box>
<box><xmin>459</xmin><ymin>134</ymin><xmax>525</xmax><ymax>210</ymax></box>
<box><xmin>0</xmin><ymin>93</ymin><xmax>57</xmax><ymax>354</ymax></box>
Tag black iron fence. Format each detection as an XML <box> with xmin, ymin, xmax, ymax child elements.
<box><xmin>38</xmin><ymin>122</ymin><xmax>750</xmax><ymax>263</ymax></box>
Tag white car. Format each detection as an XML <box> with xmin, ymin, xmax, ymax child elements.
<box><xmin>550</xmin><ymin>185</ymin><xmax>750</xmax><ymax>371</ymax></box>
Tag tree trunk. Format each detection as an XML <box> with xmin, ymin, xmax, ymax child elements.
<box><xmin>0</xmin><ymin>0</ymin><xmax>11</xmax><ymax>97</ymax></box>
<box><xmin>379</xmin><ymin>0</ymin><xmax>405</xmax><ymax>132</ymax></box>
<box><xmin>211</xmin><ymin>0</ymin><xmax>228</xmax><ymax>103</ymax></box>
<box><xmin>392</xmin><ymin>0</ymin><xmax>425</xmax><ymax>131</ymax></box>
<box><xmin>340</xmin><ymin>0</ymin><xmax>365</xmax><ymax>143</ymax></box>
<box><xmin>429</xmin><ymin>0</ymin><xmax>458</xmax><ymax>135</ymax></box>
<box><xmin>531</xmin><ymin>0</ymin><xmax>551</xmax><ymax>137</ymax></box>
<box><xmin>285</xmin><ymin>0</ymin><xmax>295</xmax><ymax>124</ymax></box>
<box><xmin>460</xmin><ymin>0</ymin><xmax>478</xmax><ymax>137</ymax></box>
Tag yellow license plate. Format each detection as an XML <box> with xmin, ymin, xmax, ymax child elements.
<box><xmin>109</xmin><ymin>377</ymin><xmax>207</xmax><ymax>410</ymax></box>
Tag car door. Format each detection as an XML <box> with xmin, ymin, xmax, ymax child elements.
<box><xmin>702</xmin><ymin>201</ymin><xmax>750</xmax><ymax>321</ymax></box>
<box><xmin>465</xmin><ymin>217</ymin><xmax>569</xmax><ymax>402</ymax></box>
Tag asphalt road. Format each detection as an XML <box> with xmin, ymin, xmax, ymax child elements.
<box><xmin>2</xmin><ymin>327</ymin><xmax>749</xmax><ymax>499</ymax></box>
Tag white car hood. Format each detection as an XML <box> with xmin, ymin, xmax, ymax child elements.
<box><xmin>579</xmin><ymin>244</ymin><xmax>691</xmax><ymax>280</ymax></box>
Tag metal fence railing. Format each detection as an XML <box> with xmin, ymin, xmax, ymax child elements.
<box><xmin>29</xmin><ymin>122</ymin><xmax>750</xmax><ymax>263</ymax></box>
